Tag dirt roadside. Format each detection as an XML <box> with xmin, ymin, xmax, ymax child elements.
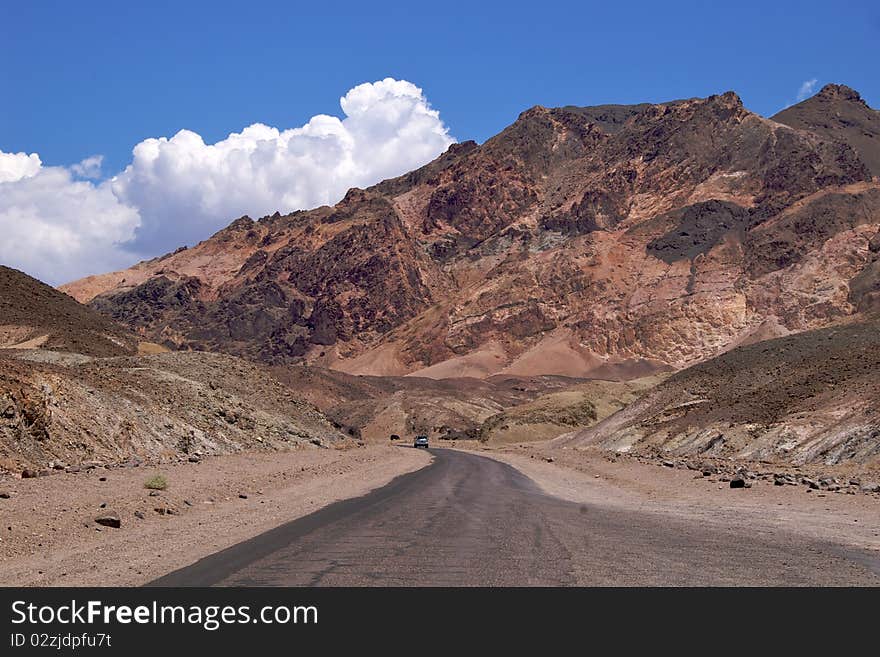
<box><xmin>0</xmin><ymin>445</ymin><xmax>430</xmax><ymax>586</ymax></box>
<box><xmin>462</xmin><ymin>444</ymin><xmax>880</xmax><ymax>555</ymax></box>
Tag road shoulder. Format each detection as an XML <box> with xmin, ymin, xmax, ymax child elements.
<box><xmin>0</xmin><ymin>445</ymin><xmax>431</xmax><ymax>586</ymax></box>
<box><xmin>462</xmin><ymin>444</ymin><xmax>880</xmax><ymax>555</ymax></box>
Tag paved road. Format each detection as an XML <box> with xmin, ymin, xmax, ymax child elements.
<box><xmin>149</xmin><ymin>448</ymin><xmax>880</xmax><ymax>586</ymax></box>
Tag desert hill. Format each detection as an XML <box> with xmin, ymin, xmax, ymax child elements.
<box><xmin>0</xmin><ymin>349</ymin><xmax>345</xmax><ymax>473</ymax></box>
<box><xmin>268</xmin><ymin>365</ymin><xmax>587</xmax><ymax>442</ymax></box>
<box><xmin>0</xmin><ymin>268</ymin><xmax>347</xmax><ymax>473</ymax></box>
<box><xmin>1</xmin><ymin>265</ymin><xmax>137</xmax><ymax>357</ymax></box>
<box><xmin>555</xmin><ymin>316</ymin><xmax>880</xmax><ymax>466</ymax></box>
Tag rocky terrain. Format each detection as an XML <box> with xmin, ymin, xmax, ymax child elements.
<box><xmin>478</xmin><ymin>376</ymin><xmax>663</xmax><ymax>443</ymax></box>
<box><xmin>62</xmin><ymin>84</ymin><xmax>880</xmax><ymax>383</ymax></box>
<box><xmin>269</xmin><ymin>365</ymin><xmax>589</xmax><ymax>442</ymax></box>
<box><xmin>555</xmin><ymin>316</ymin><xmax>880</xmax><ymax>467</ymax></box>
<box><xmin>0</xmin><ymin>266</ymin><xmax>657</xmax><ymax>473</ymax></box>
<box><xmin>773</xmin><ymin>83</ymin><xmax>880</xmax><ymax>177</ymax></box>
<box><xmin>0</xmin><ymin>264</ymin><xmax>350</xmax><ymax>474</ymax></box>
<box><xmin>1</xmin><ymin>265</ymin><xmax>137</xmax><ymax>357</ymax></box>
<box><xmin>0</xmin><ymin>349</ymin><xmax>347</xmax><ymax>474</ymax></box>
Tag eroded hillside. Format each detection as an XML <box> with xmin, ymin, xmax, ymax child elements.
<box><xmin>62</xmin><ymin>85</ymin><xmax>880</xmax><ymax>381</ymax></box>
<box><xmin>555</xmin><ymin>316</ymin><xmax>880</xmax><ymax>466</ymax></box>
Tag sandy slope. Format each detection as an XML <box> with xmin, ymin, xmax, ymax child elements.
<box><xmin>0</xmin><ymin>445</ymin><xmax>430</xmax><ymax>586</ymax></box>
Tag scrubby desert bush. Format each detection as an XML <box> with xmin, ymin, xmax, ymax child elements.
<box><xmin>144</xmin><ymin>474</ymin><xmax>168</xmax><ymax>490</ymax></box>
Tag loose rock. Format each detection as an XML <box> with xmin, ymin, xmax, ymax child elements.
<box><xmin>95</xmin><ymin>513</ymin><xmax>121</xmax><ymax>529</ymax></box>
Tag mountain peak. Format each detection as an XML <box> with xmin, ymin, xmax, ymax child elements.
<box><xmin>517</xmin><ymin>105</ymin><xmax>551</xmax><ymax>120</ymax></box>
<box><xmin>711</xmin><ymin>90</ymin><xmax>744</xmax><ymax>107</ymax></box>
<box><xmin>772</xmin><ymin>82</ymin><xmax>879</xmax><ymax>176</ymax></box>
<box><xmin>816</xmin><ymin>83</ymin><xmax>865</xmax><ymax>104</ymax></box>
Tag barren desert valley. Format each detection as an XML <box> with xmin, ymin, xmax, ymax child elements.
<box><xmin>2</xmin><ymin>83</ymin><xmax>879</xmax><ymax>586</ymax></box>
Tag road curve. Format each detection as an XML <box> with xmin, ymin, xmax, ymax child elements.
<box><xmin>149</xmin><ymin>448</ymin><xmax>879</xmax><ymax>586</ymax></box>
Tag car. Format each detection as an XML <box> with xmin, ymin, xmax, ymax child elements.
<box><xmin>413</xmin><ymin>435</ymin><xmax>429</xmax><ymax>449</ymax></box>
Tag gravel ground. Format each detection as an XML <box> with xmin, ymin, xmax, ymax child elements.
<box><xmin>466</xmin><ymin>444</ymin><xmax>880</xmax><ymax>555</ymax></box>
<box><xmin>0</xmin><ymin>445</ymin><xmax>430</xmax><ymax>586</ymax></box>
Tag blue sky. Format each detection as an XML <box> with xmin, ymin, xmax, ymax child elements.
<box><xmin>1</xmin><ymin>0</ymin><xmax>878</xmax><ymax>284</ymax></box>
<box><xmin>3</xmin><ymin>0</ymin><xmax>878</xmax><ymax>173</ymax></box>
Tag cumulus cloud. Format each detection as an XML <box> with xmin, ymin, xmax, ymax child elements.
<box><xmin>796</xmin><ymin>78</ymin><xmax>818</xmax><ymax>102</ymax></box>
<box><xmin>0</xmin><ymin>154</ymin><xmax>141</xmax><ymax>285</ymax></box>
<box><xmin>111</xmin><ymin>78</ymin><xmax>454</xmax><ymax>253</ymax></box>
<box><xmin>0</xmin><ymin>78</ymin><xmax>455</xmax><ymax>285</ymax></box>
<box><xmin>0</xmin><ymin>150</ymin><xmax>42</xmax><ymax>183</ymax></box>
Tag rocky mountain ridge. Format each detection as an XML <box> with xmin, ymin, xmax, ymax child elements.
<box><xmin>61</xmin><ymin>84</ymin><xmax>880</xmax><ymax>380</ymax></box>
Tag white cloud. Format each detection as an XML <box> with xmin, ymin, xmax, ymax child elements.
<box><xmin>0</xmin><ymin>78</ymin><xmax>455</xmax><ymax>285</ymax></box>
<box><xmin>0</xmin><ymin>157</ymin><xmax>141</xmax><ymax>285</ymax></box>
<box><xmin>70</xmin><ymin>155</ymin><xmax>103</xmax><ymax>179</ymax></box>
<box><xmin>111</xmin><ymin>78</ymin><xmax>454</xmax><ymax>253</ymax></box>
<box><xmin>0</xmin><ymin>150</ymin><xmax>42</xmax><ymax>183</ymax></box>
<box><xmin>797</xmin><ymin>78</ymin><xmax>818</xmax><ymax>102</ymax></box>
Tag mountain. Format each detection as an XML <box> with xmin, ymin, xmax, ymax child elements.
<box><xmin>554</xmin><ymin>317</ymin><xmax>880</xmax><ymax>466</ymax></box>
<box><xmin>773</xmin><ymin>84</ymin><xmax>880</xmax><ymax>177</ymax></box>
<box><xmin>1</xmin><ymin>265</ymin><xmax>136</xmax><ymax>357</ymax></box>
<box><xmin>62</xmin><ymin>86</ymin><xmax>880</xmax><ymax>380</ymax></box>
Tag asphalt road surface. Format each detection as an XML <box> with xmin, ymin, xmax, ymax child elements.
<box><xmin>150</xmin><ymin>448</ymin><xmax>880</xmax><ymax>586</ymax></box>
